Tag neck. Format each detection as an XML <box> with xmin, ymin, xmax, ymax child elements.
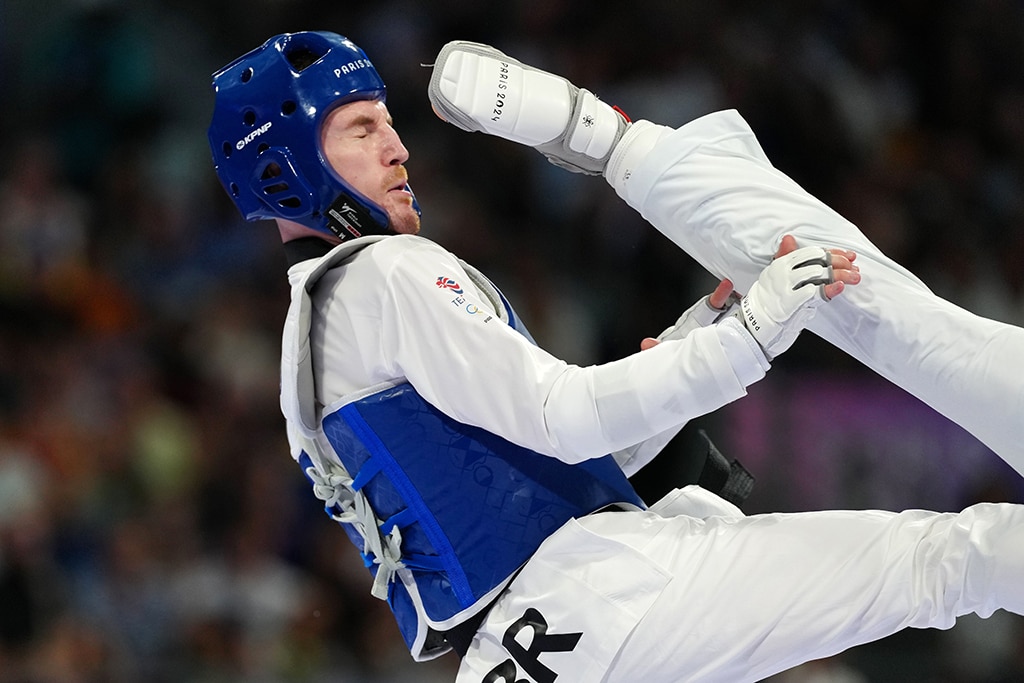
<box><xmin>276</xmin><ymin>218</ymin><xmax>341</xmax><ymax>246</ymax></box>
<box><xmin>283</xmin><ymin>236</ymin><xmax>334</xmax><ymax>267</ymax></box>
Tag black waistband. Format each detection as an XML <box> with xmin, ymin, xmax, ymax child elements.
<box><xmin>439</xmin><ymin>506</ymin><xmax>628</xmax><ymax>658</ymax></box>
<box><xmin>442</xmin><ymin>608</ymin><xmax>490</xmax><ymax>658</ymax></box>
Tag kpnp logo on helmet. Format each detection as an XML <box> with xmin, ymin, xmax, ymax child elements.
<box><xmin>235</xmin><ymin>122</ymin><xmax>273</xmax><ymax>151</ymax></box>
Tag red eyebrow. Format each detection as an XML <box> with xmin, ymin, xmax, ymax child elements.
<box><xmin>346</xmin><ymin>114</ymin><xmax>394</xmax><ymax>129</ymax></box>
<box><xmin>347</xmin><ymin>115</ymin><xmax>376</xmax><ymax>128</ymax></box>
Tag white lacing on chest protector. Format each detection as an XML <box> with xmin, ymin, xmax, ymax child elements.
<box><xmin>303</xmin><ymin>458</ymin><xmax>404</xmax><ymax>600</ymax></box>
<box><xmin>284</xmin><ymin>239</ymin><xmax>407</xmax><ymax>603</ymax></box>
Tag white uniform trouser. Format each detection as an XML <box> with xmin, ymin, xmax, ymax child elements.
<box><xmin>609</xmin><ymin>111</ymin><xmax>1024</xmax><ymax>472</ymax></box>
<box><xmin>457</xmin><ymin>488</ymin><xmax>1024</xmax><ymax>683</ymax></box>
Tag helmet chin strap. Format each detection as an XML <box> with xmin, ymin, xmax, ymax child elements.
<box><xmin>325</xmin><ymin>191</ymin><xmax>392</xmax><ymax>241</ymax></box>
<box><xmin>324</xmin><ymin>183</ymin><xmax>422</xmax><ymax>242</ymax></box>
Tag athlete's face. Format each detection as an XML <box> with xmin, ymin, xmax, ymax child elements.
<box><xmin>321</xmin><ymin>99</ymin><xmax>420</xmax><ymax>235</ymax></box>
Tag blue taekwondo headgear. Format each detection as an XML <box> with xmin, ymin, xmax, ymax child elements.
<box><xmin>208</xmin><ymin>31</ymin><xmax>419</xmax><ymax>241</ymax></box>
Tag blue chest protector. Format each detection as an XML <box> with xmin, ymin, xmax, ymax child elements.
<box><xmin>285</xmin><ymin>239</ymin><xmax>644</xmax><ymax>660</ymax></box>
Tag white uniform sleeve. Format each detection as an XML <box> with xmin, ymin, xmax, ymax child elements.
<box><xmin>377</xmin><ymin>238</ymin><xmax>767</xmax><ymax>466</ymax></box>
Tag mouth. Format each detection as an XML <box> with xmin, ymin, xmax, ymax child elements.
<box><xmin>387</xmin><ymin>171</ymin><xmax>410</xmax><ymax>194</ymax></box>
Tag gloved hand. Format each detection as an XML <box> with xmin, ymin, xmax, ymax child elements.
<box><xmin>428</xmin><ymin>40</ymin><xmax>629</xmax><ymax>175</ymax></box>
<box><xmin>657</xmin><ymin>280</ymin><xmax>739</xmax><ymax>343</ymax></box>
<box><xmin>731</xmin><ymin>245</ymin><xmax>837</xmax><ymax>358</ymax></box>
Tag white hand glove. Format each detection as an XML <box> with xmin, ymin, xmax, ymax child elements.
<box><xmin>734</xmin><ymin>246</ymin><xmax>835</xmax><ymax>358</ymax></box>
<box><xmin>657</xmin><ymin>292</ymin><xmax>740</xmax><ymax>342</ymax></box>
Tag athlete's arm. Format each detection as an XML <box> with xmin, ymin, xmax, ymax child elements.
<box><xmin>377</xmin><ymin>238</ymin><xmax>769</xmax><ymax>464</ymax></box>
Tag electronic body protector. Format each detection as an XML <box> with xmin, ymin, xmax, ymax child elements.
<box><xmin>280</xmin><ymin>238</ymin><xmax>645</xmax><ymax>660</ymax></box>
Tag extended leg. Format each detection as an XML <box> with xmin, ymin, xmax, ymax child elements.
<box><xmin>428</xmin><ymin>42</ymin><xmax>1024</xmax><ymax>470</ymax></box>
<box><xmin>589</xmin><ymin>503</ymin><xmax>1024</xmax><ymax>683</ymax></box>
<box><xmin>606</xmin><ymin>113</ymin><xmax>1024</xmax><ymax>471</ymax></box>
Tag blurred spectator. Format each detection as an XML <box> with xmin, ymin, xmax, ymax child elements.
<box><xmin>0</xmin><ymin>137</ymin><xmax>90</xmax><ymax>301</ymax></box>
<box><xmin>0</xmin><ymin>1</ymin><xmax>1021</xmax><ymax>680</ymax></box>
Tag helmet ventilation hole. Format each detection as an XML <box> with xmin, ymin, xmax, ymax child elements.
<box><xmin>285</xmin><ymin>47</ymin><xmax>325</xmax><ymax>72</ymax></box>
<box><xmin>243</xmin><ymin>110</ymin><xmax>256</xmax><ymax>126</ymax></box>
<box><xmin>281</xmin><ymin>100</ymin><xmax>297</xmax><ymax>115</ymax></box>
<box><xmin>241</xmin><ymin>67</ymin><xmax>254</xmax><ymax>83</ymax></box>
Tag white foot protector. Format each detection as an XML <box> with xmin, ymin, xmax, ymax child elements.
<box><xmin>428</xmin><ymin>40</ymin><xmax>629</xmax><ymax>175</ymax></box>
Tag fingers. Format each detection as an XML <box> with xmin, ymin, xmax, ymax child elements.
<box><xmin>640</xmin><ymin>337</ymin><xmax>659</xmax><ymax>351</ymax></box>
<box><xmin>774</xmin><ymin>234</ymin><xmax>799</xmax><ymax>259</ymax></box>
<box><xmin>708</xmin><ymin>279</ymin><xmax>735</xmax><ymax>310</ymax></box>
<box><xmin>829</xmin><ymin>247</ymin><xmax>856</xmax><ymax>264</ymax></box>
<box><xmin>825</xmin><ymin>247</ymin><xmax>861</xmax><ymax>298</ymax></box>
<box><xmin>777</xmin><ymin>234</ymin><xmax>857</xmax><ymax>267</ymax></box>
<box><xmin>828</xmin><ymin>250</ymin><xmax>857</xmax><ymax>271</ymax></box>
<box><xmin>823</xmin><ymin>280</ymin><xmax>845</xmax><ymax>300</ymax></box>
<box><xmin>776</xmin><ymin>235</ymin><xmax>860</xmax><ymax>300</ymax></box>
<box><xmin>823</xmin><ymin>264</ymin><xmax>861</xmax><ymax>299</ymax></box>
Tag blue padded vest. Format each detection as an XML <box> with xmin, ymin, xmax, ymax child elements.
<box><xmin>303</xmin><ymin>381</ymin><xmax>643</xmax><ymax>658</ymax></box>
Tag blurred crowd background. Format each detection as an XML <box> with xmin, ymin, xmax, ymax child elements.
<box><xmin>1</xmin><ymin>0</ymin><xmax>1023</xmax><ymax>681</ymax></box>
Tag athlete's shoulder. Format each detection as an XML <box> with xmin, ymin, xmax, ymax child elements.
<box><xmin>370</xmin><ymin>233</ymin><xmax>451</xmax><ymax>258</ymax></box>
<box><xmin>360</xmin><ymin>234</ymin><xmax>461</xmax><ymax>277</ymax></box>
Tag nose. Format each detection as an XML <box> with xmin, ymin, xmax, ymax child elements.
<box><xmin>383</xmin><ymin>125</ymin><xmax>409</xmax><ymax>166</ymax></box>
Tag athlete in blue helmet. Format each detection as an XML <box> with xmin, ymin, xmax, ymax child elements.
<box><xmin>207</xmin><ymin>32</ymin><xmax>1024</xmax><ymax>683</ymax></box>
<box><xmin>209</xmin><ymin>31</ymin><xmax>418</xmax><ymax>241</ymax></box>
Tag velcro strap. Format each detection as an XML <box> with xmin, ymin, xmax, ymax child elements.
<box><xmin>352</xmin><ymin>456</ymin><xmax>385</xmax><ymax>491</ymax></box>
<box><xmin>381</xmin><ymin>507</ymin><xmax>418</xmax><ymax>535</ymax></box>
<box><xmin>695</xmin><ymin>430</ymin><xmax>755</xmax><ymax>507</ymax></box>
<box><xmin>567</xmin><ymin>89</ymin><xmax>623</xmax><ymax>159</ymax></box>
